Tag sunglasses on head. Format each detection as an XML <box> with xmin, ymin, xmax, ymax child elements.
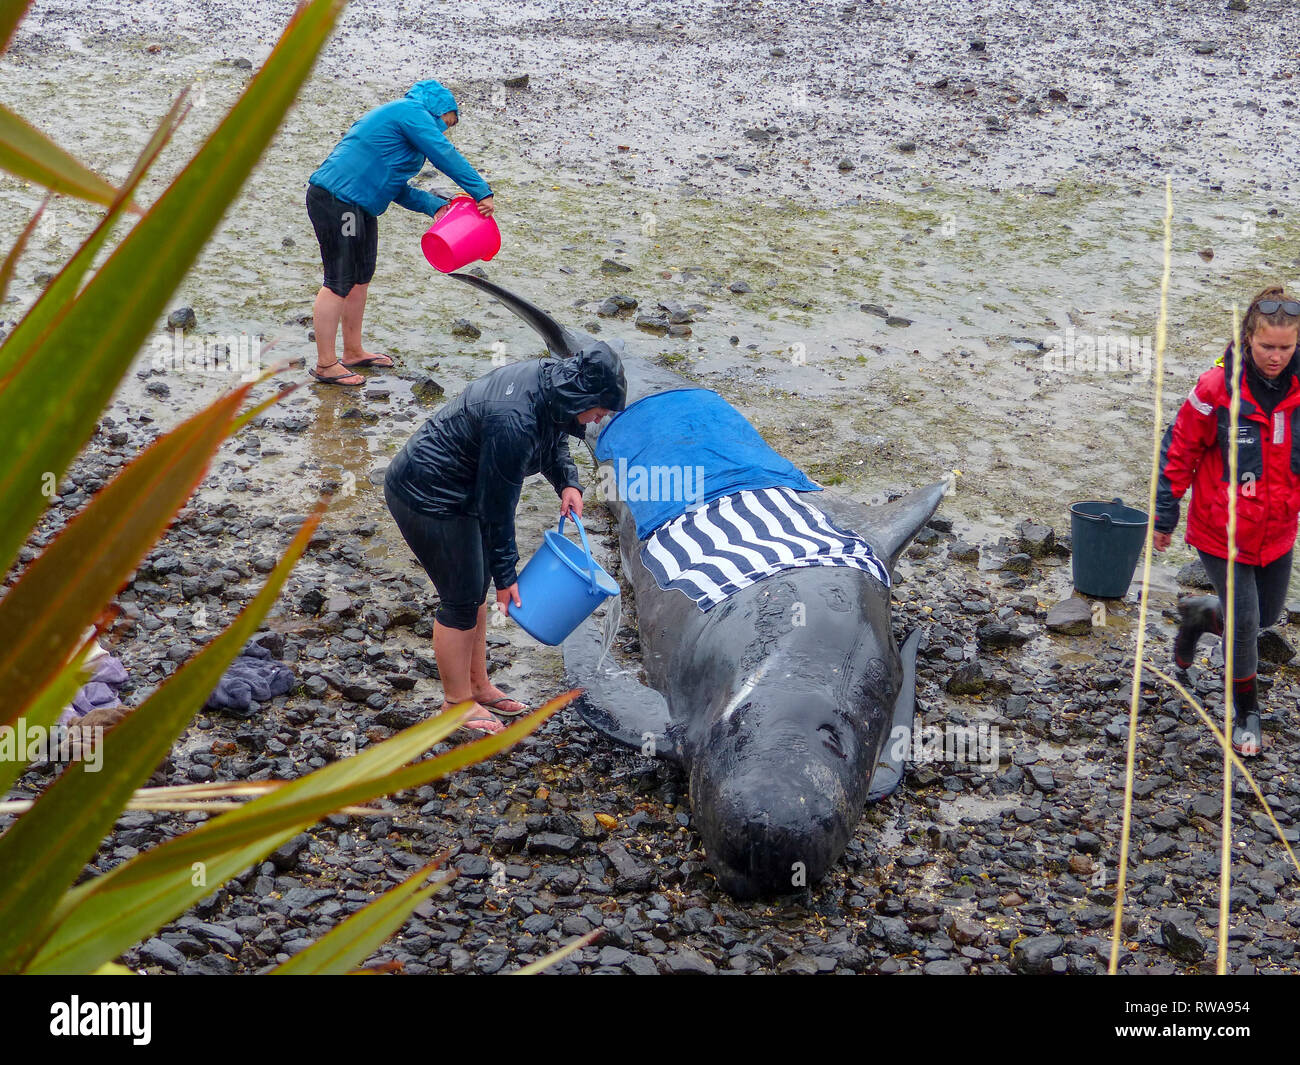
<box><xmin>1256</xmin><ymin>299</ymin><xmax>1300</xmax><ymax>316</ymax></box>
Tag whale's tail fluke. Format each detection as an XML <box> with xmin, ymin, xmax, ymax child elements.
<box><xmin>449</xmin><ymin>271</ymin><xmax>580</xmax><ymax>358</ymax></box>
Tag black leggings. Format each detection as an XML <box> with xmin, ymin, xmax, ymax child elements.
<box><xmin>1197</xmin><ymin>548</ymin><xmax>1293</xmax><ymax>680</ymax></box>
<box><xmin>385</xmin><ymin>482</ymin><xmax>492</xmax><ymax>630</ymax></box>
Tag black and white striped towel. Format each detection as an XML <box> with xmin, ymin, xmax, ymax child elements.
<box><xmin>641</xmin><ymin>487</ymin><xmax>890</xmax><ymax>610</ymax></box>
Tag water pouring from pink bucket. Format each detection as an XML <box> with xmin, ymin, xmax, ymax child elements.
<box><xmin>421</xmin><ymin>196</ymin><xmax>501</xmax><ymax>272</ymax></box>
<box><xmin>508</xmin><ymin>514</ymin><xmax>618</xmax><ymax>646</ymax></box>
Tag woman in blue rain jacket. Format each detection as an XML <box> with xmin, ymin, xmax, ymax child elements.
<box><xmin>305</xmin><ymin>79</ymin><xmax>494</xmax><ymax>385</ymax></box>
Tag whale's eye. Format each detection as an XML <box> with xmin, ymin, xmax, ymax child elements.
<box><xmin>818</xmin><ymin>724</ymin><xmax>845</xmax><ymax>759</ymax></box>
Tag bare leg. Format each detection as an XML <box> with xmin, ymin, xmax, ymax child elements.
<box><xmin>433</xmin><ymin>619</ymin><xmax>503</xmax><ymax>733</ymax></box>
<box><xmin>340</xmin><ymin>283</ymin><xmax>392</xmax><ymax>366</ymax></box>
<box><xmin>312</xmin><ymin>286</ymin><xmax>363</xmax><ymax>382</ymax></box>
<box><xmin>470</xmin><ymin>604</ymin><xmax>527</xmax><ymax>711</ymax></box>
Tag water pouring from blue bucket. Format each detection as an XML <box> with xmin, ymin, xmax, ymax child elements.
<box><xmin>508</xmin><ymin>514</ymin><xmax>619</xmax><ymax>645</ymax></box>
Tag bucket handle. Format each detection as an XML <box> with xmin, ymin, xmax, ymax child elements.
<box><xmin>558</xmin><ymin>513</ymin><xmax>600</xmax><ymax>595</ymax></box>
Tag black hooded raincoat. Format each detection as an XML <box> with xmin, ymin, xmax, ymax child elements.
<box><xmin>385</xmin><ymin>346</ymin><xmax>626</xmax><ymax>588</ymax></box>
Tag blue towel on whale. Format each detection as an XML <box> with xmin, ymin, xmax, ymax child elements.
<box><xmin>594</xmin><ymin>388</ymin><xmax>820</xmax><ymax>539</ymax></box>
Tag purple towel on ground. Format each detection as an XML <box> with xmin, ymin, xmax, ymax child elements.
<box><xmin>58</xmin><ymin>653</ymin><xmax>128</xmax><ymax>727</ymax></box>
<box><xmin>203</xmin><ymin>643</ymin><xmax>295</xmax><ymax>717</ymax></box>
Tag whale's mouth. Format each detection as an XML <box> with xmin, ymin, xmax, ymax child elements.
<box><xmin>691</xmin><ymin>756</ymin><xmax>858</xmax><ymax>898</ymax></box>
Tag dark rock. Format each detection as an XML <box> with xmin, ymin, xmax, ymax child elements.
<box><xmin>1016</xmin><ymin>520</ymin><xmax>1055</xmax><ymax>557</ymax></box>
<box><xmin>340</xmin><ymin>681</ymin><xmax>380</xmax><ymax>703</ymax></box>
<box><xmin>600</xmin><ymin>841</ymin><xmax>652</xmax><ymax>891</ymax></box>
<box><xmin>946</xmin><ymin>662</ymin><xmax>986</xmax><ymax>695</ymax></box>
<box><xmin>451</xmin><ymin>319</ymin><xmax>481</xmax><ymax>339</ymax></box>
<box><xmin>1002</xmin><ymin>553</ymin><xmax>1033</xmax><ymax>575</ymax></box>
<box><xmin>1013</xmin><ymin>934</ymin><xmax>1063</xmax><ymax>974</ymax></box>
<box><xmin>1141</xmin><ymin>834</ymin><xmax>1177</xmax><ymax>860</ymax></box>
<box><xmin>600</xmin><ymin>258</ymin><xmax>632</xmax><ymax>274</ymax></box>
<box><xmin>504</xmin><ymin>73</ymin><xmax>530</xmax><ymax>89</ymax></box>
<box><xmin>1074</xmin><ymin>831</ymin><xmax>1101</xmax><ymax>854</ymax></box>
<box><xmin>493</xmin><ymin>822</ymin><xmax>528</xmax><ymax>851</ymax></box>
<box><xmin>1046</xmin><ymin>598</ymin><xmax>1092</xmax><ymax>635</ymax></box>
<box><xmin>411</xmin><ymin>377</ymin><xmax>446</xmax><ymax>404</ymax></box>
<box><xmin>527</xmin><ymin>833</ymin><xmax>580</xmax><ymax>856</ymax></box>
<box><xmin>271</xmin><ymin>833</ymin><xmax>310</xmax><ymax>871</ymax></box>
<box><xmin>665</xmin><ymin>949</ymin><xmax>717</xmax><ymax>974</ymax></box>
<box><xmin>282</xmin><ymin>887</ymin><xmax>334</xmax><ymax>909</ymax></box>
<box><xmin>476</xmin><ymin>944</ymin><xmax>509</xmax><ymax>974</ymax></box>
<box><xmin>1028</xmin><ymin>765</ymin><xmax>1056</xmax><ymax>792</ymax></box>
<box><xmin>167</xmin><ymin>307</ymin><xmax>197</xmax><ymax>332</ymax></box>
<box><xmin>139</xmin><ymin>937</ymin><xmax>186</xmax><ymax>969</ymax></box>
<box><xmin>1177</xmin><ymin>559</ymin><xmax>1214</xmax><ymax>589</ymax></box>
<box><xmin>977</xmin><ymin>622</ymin><xmax>1030</xmax><ymax>650</ymax></box>
<box><xmin>1258</xmin><ymin>628</ymin><xmax>1295</xmax><ymax>664</ymax></box>
<box><xmin>949</xmin><ymin>540</ymin><xmax>979</xmax><ymax>563</ymax></box>
<box><xmin>1160</xmin><ymin>910</ymin><xmax>1207</xmax><ymax>961</ymax></box>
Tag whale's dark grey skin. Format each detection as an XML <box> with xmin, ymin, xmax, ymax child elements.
<box><xmin>450</xmin><ymin>273</ymin><xmax>944</xmax><ymax>899</ymax></box>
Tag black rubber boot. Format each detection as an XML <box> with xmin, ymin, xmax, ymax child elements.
<box><xmin>1174</xmin><ymin>595</ymin><xmax>1224</xmax><ymax>670</ymax></box>
<box><xmin>1231</xmin><ymin>675</ymin><xmax>1262</xmax><ymax>758</ymax></box>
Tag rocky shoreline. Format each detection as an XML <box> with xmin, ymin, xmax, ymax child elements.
<box><xmin>7</xmin><ymin>394</ymin><xmax>1300</xmax><ymax>975</ymax></box>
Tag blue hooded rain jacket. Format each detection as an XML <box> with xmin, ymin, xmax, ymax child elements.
<box><xmin>308</xmin><ymin>79</ymin><xmax>492</xmax><ymax>217</ymax></box>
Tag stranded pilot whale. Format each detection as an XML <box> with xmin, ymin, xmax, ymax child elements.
<box><xmin>450</xmin><ymin>272</ymin><xmax>945</xmax><ymax>899</ymax></box>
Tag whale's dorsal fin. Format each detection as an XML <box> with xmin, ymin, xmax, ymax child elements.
<box><xmin>450</xmin><ymin>272</ymin><xmax>580</xmax><ymax>358</ymax></box>
<box><xmin>814</xmin><ymin>480</ymin><xmax>947</xmax><ymax>570</ymax></box>
<box><xmin>562</xmin><ymin>614</ymin><xmax>681</xmax><ymax>763</ymax></box>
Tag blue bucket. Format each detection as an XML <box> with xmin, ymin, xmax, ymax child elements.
<box><xmin>508</xmin><ymin>514</ymin><xmax>619</xmax><ymax>645</ymax></box>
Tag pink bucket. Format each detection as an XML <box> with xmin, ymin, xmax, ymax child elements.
<box><xmin>421</xmin><ymin>196</ymin><xmax>501</xmax><ymax>272</ymax></box>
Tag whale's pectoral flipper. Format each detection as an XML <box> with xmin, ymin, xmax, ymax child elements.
<box><xmin>813</xmin><ymin>480</ymin><xmax>948</xmax><ymax>570</ymax></box>
<box><xmin>450</xmin><ymin>272</ymin><xmax>584</xmax><ymax>358</ymax></box>
<box><xmin>562</xmin><ymin>615</ymin><xmax>681</xmax><ymax>762</ymax></box>
<box><xmin>865</xmin><ymin>627</ymin><xmax>921</xmax><ymax>802</ymax></box>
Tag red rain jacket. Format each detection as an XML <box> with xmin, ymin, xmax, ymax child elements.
<box><xmin>1156</xmin><ymin>344</ymin><xmax>1300</xmax><ymax>566</ymax></box>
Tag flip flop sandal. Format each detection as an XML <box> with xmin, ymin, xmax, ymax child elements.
<box><xmin>441</xmin><ymin>703</ymin><xmax>505</xmax><ymax>738</ymax></box>
<box><xmin>342</xmin><ymin>354</ymin><xmax>393</xmax><ymax>368</ymax></box>
<box><xmin>479</xmin><ymin>696</ymin><xmax>530</xmax><ymax>718</ymax></box>
<box><xmin>309</xmin><ymin>367</ymin><xmax>365</xmax><ymax>387</ymax></box>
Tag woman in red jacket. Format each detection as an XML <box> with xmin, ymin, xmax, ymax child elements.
<box><xmin>1155</xmin><ymin>286</ymin><xmax>1300</xmax><ymax>757</ymax></box>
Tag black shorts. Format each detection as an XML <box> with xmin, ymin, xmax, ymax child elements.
<box><xmin>306</xmin><ymin>183</ymin><xmax>378</xmax><ymax>297</ymax></box>
<box><xmin>384</xmin><ymin>479</ymin><xmax>493</xmax><ymax>631</ymax></box>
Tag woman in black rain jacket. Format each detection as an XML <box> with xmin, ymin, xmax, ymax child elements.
<box><xmin>384</xmin><ymin>345</ymin><xmax>626</xmax><ymax>733</ymax></box>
